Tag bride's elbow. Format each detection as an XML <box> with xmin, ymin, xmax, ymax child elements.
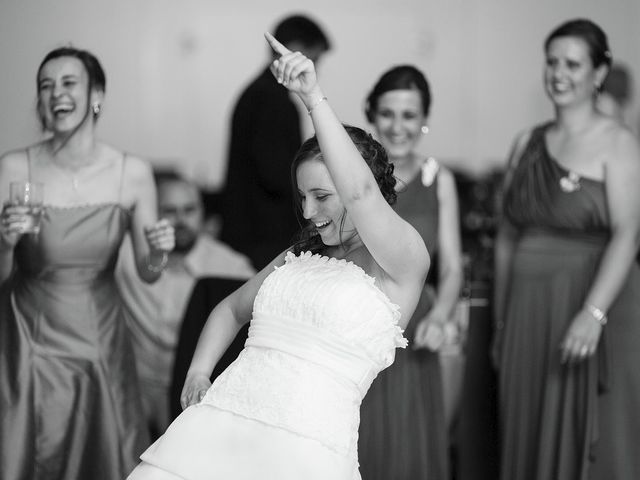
<box><xmin>343</xmin><ymin>181</ymin><xmax>377</xmax><ymax>206</ymax></box>
<box><xmin>417</xmin><ymin>244</ymin><xmax>431</xmax><ymax>282</ymax></box>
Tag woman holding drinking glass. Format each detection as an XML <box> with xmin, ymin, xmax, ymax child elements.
<box><xmin>0</xmin><ymin>47</ymin><xmax>174</xmax><ymax>480</ymax></box>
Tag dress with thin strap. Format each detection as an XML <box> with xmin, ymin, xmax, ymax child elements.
<box><xmin>498</xmin><ymin>123</ymin><xmax>640</xmax><ymax>480</ymax></box>
<box><xmin>0</xmin><ymin>154</ymin><xmax>148</xmax><ymax>479</ymax></box>
<box><xmin>358</xmin><ymin>164</ymin><xmax>449</xmax><ymax>480</ymax></box>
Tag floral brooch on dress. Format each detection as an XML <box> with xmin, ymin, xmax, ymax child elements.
<box><xmin>559</xmin><ymin>171</ymin><xmax>581</xmax><ymax>193</ymax></box>
<box><xmin>421</xmin><ymin>157</ymin><xmax>440</xmax><ymax>187</ymax></box>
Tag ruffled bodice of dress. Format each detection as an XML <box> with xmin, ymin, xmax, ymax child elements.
<box><xmin>202</xmin><ymin>251</ymin><xmax>405</xmax><ymax>458</ymax></box>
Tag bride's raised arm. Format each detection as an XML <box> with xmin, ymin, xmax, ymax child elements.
<box><xmin>265</xmin><ymin>33</ymin><xmax>429</xmax><ymax>301</ymax></box>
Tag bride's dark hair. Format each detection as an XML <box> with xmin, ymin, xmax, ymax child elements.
<box><xmin>290</xmin><ymin>125</ymin><xmax>396</xmax><ymax>255</ymax></box>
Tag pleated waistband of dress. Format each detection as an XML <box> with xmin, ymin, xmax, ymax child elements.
<box><xmin>245</xmin><ymin>313</ymin><xmax>378</xmax><ymax>397</ymax></box>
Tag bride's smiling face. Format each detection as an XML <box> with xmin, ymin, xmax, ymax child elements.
<box><xmin>296</xmin><ymin>158</ymin><xmax>356</xmax><ymax>246</ymax></box>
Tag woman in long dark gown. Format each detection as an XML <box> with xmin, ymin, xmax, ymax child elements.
<box><xmin>493</xmin><ymin>19</ymin><xmax>640</xmax><ymax>480</ymax></box>
<box><xmin>0</xmin><ymin>47</ymin><xmax>174</xmax><ymax>479</ymax></box>
<box><xmin>358</xmin><ymin>65</ymin><xmax>463</xmax><ymax>480</ymax></box>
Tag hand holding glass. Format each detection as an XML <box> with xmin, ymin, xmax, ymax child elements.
<box><xmin>8</xmin><ymin>182</ymin><xmax>44</xmax><ymax>234</ymax></box>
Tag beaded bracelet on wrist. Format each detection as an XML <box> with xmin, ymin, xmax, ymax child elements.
<box><xmin>585</xmin><ymin>303</ymin><xmax>607</xmax><ymax>326</ymax></box>
<box><xmin>307</xmin><ymin>96</ymin><xmax>327</xmax><ymax>115</ymax></box>
<box><xmin>146</xmin><ymin>251</ymin><xmax>168</xmax><ymax>273</ymax></box>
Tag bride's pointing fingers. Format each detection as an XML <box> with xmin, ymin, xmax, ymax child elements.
<box><xmin>264</xmin><ymin>32</ymin><xmax>291</xmax><ymax>56</ymax></box>
<box><xmin>265</xmin><ymin>32</ymin><xmax>318</xmax><ymax>94</ymax></box>
<box><xmin>282</xmin><ymin>53</ymin><xmax>307</xmax><ymax>84</ymax></box>
<box><xmin>288</xmin><ymin>56</ymin><xmax>314</xmax><ymax>83</ymax></box>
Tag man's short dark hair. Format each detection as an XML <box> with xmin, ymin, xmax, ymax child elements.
<box><xmin>274</xmin><ymin>14</ymin><xmax>331</xmax><ymax>52</ymax></box>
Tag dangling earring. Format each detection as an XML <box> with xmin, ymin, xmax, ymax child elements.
<box><xmin>593</xmin><ymin>83</ymin><xmax>602</xmax><ymax>96</ymax></box>
<box><xmin>421</xmin><ymin>125</ymin><xmax>429</xmax><ymax>134</ymax></box>
<box><xmin>92</xmin><ymin>102</ymin><xmax>101</xmax><ymax>115</ymax></box>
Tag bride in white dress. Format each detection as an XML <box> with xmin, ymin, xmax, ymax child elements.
<box><xmin>127</xmin><ymin>33</ymin><xmax>430</xmax><ymax>480</ymax></box>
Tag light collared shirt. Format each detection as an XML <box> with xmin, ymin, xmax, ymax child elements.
<box><xmin>115</xmin><ymin>234</ymin><xmax>255</xmax><ymax>385</ymax></box>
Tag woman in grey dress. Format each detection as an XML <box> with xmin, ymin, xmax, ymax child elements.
<box><xmin>0</xmin><ymin>46</ymin><xmax>174</xmax><ymax>479</ymax></box>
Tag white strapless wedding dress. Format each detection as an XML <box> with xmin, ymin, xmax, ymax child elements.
<box><xmin>127</xmin><ymin>251</ymin><xmax>406</xmax><ymax>480</ymax></box>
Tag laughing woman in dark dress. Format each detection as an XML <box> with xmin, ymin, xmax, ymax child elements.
<box><xmin>493</xmin><ymin>19</ymin><xmax>640</xmax><ymax>480</ymax></box>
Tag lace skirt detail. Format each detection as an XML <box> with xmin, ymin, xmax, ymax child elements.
<box><xmin>201</xmin><ymin>346</ymin><xmax>361</xmax><ymax>457</ymax></box>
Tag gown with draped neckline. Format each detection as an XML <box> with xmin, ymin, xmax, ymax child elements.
<box><xmin>498</xmin><ymin>123</ymin><xmax>640</xmax><ymax>480</ymax></box>
<box><xmin>127</xmin><ymin>251</ymin><xmax>407</xmax><ymax>480</ymax></box>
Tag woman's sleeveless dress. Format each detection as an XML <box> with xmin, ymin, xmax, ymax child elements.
<box><xmin>127</xmin><ymin>251</ymin><xmax>407</xmax><ymax>480</ymax></box>
<box><xmin>498</xmin><ymin>123</ymin><xmax>640</xmax><ymax>480</ymax></box>
<box><xmin>0</xmin><ymin>203</ymin><xmax>148</xmax><ymax>479</ymax></box>
<box><xmin>359</xmin><ymin>165</ymin><xmax>449</xmax><ymax>479</ymax></box>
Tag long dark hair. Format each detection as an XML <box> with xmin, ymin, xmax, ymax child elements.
<box><xmin>36</xmin><ymin>47</ymin><xmax>106</xmax><ymax>141</ymax></box>
<box><xmin>290</xmin><ymin>125</ymin><xmax>397</xmax><ymax>255</ymax></box>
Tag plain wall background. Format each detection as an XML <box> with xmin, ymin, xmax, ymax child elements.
<box><xmin>1</xmin><ymin>0</ymin><xmax>639</xmax><ymax>187</ymax></box>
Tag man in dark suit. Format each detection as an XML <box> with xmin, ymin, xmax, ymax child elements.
<box><xmin>220</xmin><ymin>14</ymin><xmax>331</xmax><ymax>269</ymax></box>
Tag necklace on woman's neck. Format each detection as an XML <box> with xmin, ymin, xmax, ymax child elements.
<box><xmin>46</xmin><ymin>142</ymin><xmax>97</xmax><ymax>192</ymax></box>
<box><xmin>50</xmin><ymin>158</ymin><xmax>85</xmax><ymax>192</ymax></box>
<box><xmin>392</xmin><ymin>154</ymin><xmax>426</xmax><ymax>189</ymax></box>
<box><xmin>339</xmin><ymin>236</ymin><xmax>364</xmax><ymax>258</ymax></box>
<box><xmin>70</xmin><ymin>175</ymin><xmax>80</xmax><ymax>191</ymax></box>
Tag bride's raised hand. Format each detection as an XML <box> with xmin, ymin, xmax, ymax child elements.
<box><xmin>264</xmin><ymin>32</ymin><xmax>320</xmax><ymax>98</ymax></box>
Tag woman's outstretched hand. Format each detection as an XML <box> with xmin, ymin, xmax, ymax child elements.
<box><xmin>181</xmin><ymin>372</ymin><xmax>212</xmax><ymax>410</ymax></box>
<box><xmin>264</xmin><ymin>32</ymin><xmax>322</xmax><ymax>101</ymax></box>
<box><xmin>144</xmin><ymin>218</ymin><xmax>175</xmax><ymax>254</ymax></box>
<box><xmin>413</xmin><ymin>312</ymin><xmax>447</xmax><ymax>352</ymax></box>
<box><xmin>0</xmin><ymin>204</ymin><xmax>29</xmax><ymax>250</ymax></box>
<box><xmin>560</xmin><ymin>309</ymin><xmax>603</xmax><ymax>364</ymax></box>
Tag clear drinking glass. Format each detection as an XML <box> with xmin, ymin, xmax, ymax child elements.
<box><xmin>9</xmin><ymin>181</ymin><xmax>44</xmax><ymax>234</ymax></box>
